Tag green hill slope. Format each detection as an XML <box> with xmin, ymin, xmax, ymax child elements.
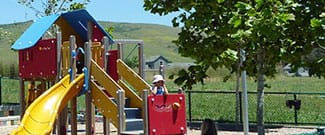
<box><xmin>0</xmin><ymin>21</ymin><xmax>33</xmax><ymax>65</ymax></box>
<box><xmin>0</xmin><ymin>21</ymin><xmax>192</xmax><ymax>68</ymax></box>
<box><xmin>101</xmin><ymin>22</ymin><xmax>191</xmax><ymax>63</ymax></box>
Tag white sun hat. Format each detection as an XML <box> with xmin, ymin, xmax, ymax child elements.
<box><xmin>152</xmin><ymin>74</ymin><xmax>165</xmax><ymax>84</ymax></box>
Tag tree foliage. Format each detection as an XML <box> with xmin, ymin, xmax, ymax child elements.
<box><xmin>124</xmin><ymin>56</ymin><xmax>139</xmax><ymax>69</ymax></box>
<box><xmin>17</xmin><ymin>0</ymin><xmax>89</xmax><ymax>17</ymax></box>
<box><xmin>144</xmin><ymin>0</ymin><xmax>323</xmax><ymax>81</ymax></box>
<box><xmin>0</xmin><ymin>28</ymin><xmax>14</xmax><ymax>43</ymax></box>
<box><xmin>144</xmin><ymin>0</ymin><xmax>324</xmax><ymax>134</ymax></box>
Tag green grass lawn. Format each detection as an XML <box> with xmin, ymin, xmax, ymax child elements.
<box><xmin>0</xmin><ymin>77</ymin><xmax>20</xmax><ymax>103</ymax></box>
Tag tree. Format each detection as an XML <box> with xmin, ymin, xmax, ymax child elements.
<box><xmin>144</xmin><ymin>0</ymin><xmax>324</xmax><ymax>134</ymax></box>
<box><xmin>124</xmin><ymin>56</ymin><xmax>139</xmax><ymax>69</ymax></box>
<box><xmin>0</xmin><ymin>28</ymin><xmax>14</xmax><ymax>43</ymax></box>
<box><xmin>17</xmin><ymin>0</ymin><xmax>89</xmax><ymax>17</ymax></box>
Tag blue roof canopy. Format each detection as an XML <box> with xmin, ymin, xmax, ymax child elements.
<box><xmin>11</xmin><ymin>14</ymin><xmax>60</xmax><ymax>50</ymax></box>
<box><xmin>12</xmin><ymin>9</ymin><xmax>113</xmax><ymax>50</ymax></box>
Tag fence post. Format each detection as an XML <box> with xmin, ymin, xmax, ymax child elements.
<box><xmin>294</xmin><ymin>94</ymin><xmax>298</xmax><ymax>125</ymax></box>
<box><xmin>117</xmin><ymin>43</ymin><xmax>123</xmax><ymax>60</ymax></box>
<box><xmin>188</xmin><ymin>90</ymin><xmax>192</xmax><ymax>129</ymax></box>
<box><xmin>138</xmin><ymin>42</ymin><xmax>145</xmax><ymax>78</ymax></box>
<box><xmin>239</xmin><ymin>91</ymin><xmax>243</xmax><ymax>123</ymax></box>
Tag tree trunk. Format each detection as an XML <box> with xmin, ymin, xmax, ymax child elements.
<box><xmin>256</xmin><ymin>48</ymin><xmax>265</xmax><ymax>135</ymax></box>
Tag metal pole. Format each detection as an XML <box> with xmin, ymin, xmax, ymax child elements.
<box><xmin>235</xmin><ymin>47</ymin><xmax>241</xmax><ymax>127</ymax></box>
<box><xmin>104</xmin><ymin>119</ymin><xmax>110</xmax><ymax>135</ymax></box>
<box><xmin>103</xmin><ymin>36</ymin><xmax>110</xmax><ymax>72</ymax></box>
<box><xmin>138</xmin><ymin>43</ymin><xmax>145</xmax><ymax>78</ymax></box>
<box><xmin>239</xmin><ymin>91</ymin><xmax>243</xmax><ymax>123</ymax></box>
<box><xmin>84</xmin><ymin>41</ymin><xmax>93</xmax><ymax>135</ymax></box>
<box><xmin>117</xmin><ymin>90</ymin><xmax>125</xmax><ymax>134</ymax></box>
<box><xmin>69</xmin><ymin>35</ymin><xmax>77</xmax><ymax>86</ymax></box>
<box><xmin>56</xmin><ymin>31</ymin><xmax>62</xmax><ymax>81</ymax></box>
<box><xmin>55</xmin><ymin>31</ymin><xmax>62</xmax><ymax>134</ymax></box>
<box><xmin>117</xmin><ymin>43</ymin><xmax>123</xmax><ymax>60</ymax></box>
<box><xmin>142</xmin><ymin>90</ymin><xmax>149</xmax><ymax>135</ymax></box>
<box><xmin>159</xmin><ymin>62</ymin><xmax>164</xmax><ymax>78</ymax></box>
<box><xmin>55</xmin><ymin>29</ymin><xmax>62</xmax><ymax>135</ymax></box>
<box><xmin>69</xmin><ymin>35</ymin><xmax>77</xmax><ymax>135</ymax></box>
<box><xmin>85</xmin><ymin>86</ymin><xmax>93</xmax><ymax>135</ymax></box>
<box><xmin>85</xmin><ymin>21</ymin><xmax>94</xmax><ymax>135</ymax></box>
<box><xmin>102</xmin><ymin>36</ymin><xmax>110</xmax><ymax>135</ymax></box>
<box><xmin>240</xmin><ymin>49</ymin><xmax>249</xmax><ymax>135</ymax></box>
<box><xmin>242</xmin><ymin>70</ymin><xmax>249</xmax><ymax>135</ymax></box>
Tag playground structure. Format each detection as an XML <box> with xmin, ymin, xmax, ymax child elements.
<box><xmin>10</xmin><ymin>9</ymin><xmax>187</xmax><ymax>135</ymax></box>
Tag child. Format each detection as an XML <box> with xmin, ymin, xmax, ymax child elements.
<box><xmin>151</xmin><ymin>74</ymin><xmax>168</xmax><ymax>95</ymax></box>
<box><xmin>201</xmin><ymin>119</ymin><xmax>218</xmax><ymax>135</ymax></box>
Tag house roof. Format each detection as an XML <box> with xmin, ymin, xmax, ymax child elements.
<box><xmin>145</xmin><ymin>55</ymin><xmax>171</xmax><ymax>64</ymax></box>
<box><xmin>12</xmin><ymin>9</ymin><xmax>113</xmax><ymax>50</ymax></box>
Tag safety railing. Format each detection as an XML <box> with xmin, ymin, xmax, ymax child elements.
<box><xmin>0</xmin><ymin>116</ymin><xmax>20</xmax><ymax>126</ymax></box>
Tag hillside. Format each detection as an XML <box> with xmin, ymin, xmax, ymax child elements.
<box><xmin>100</xmin><ymin>21</ymin><xmax>192</xmax><ymax>62</ymax></box>
<box><xmin>0</xmin><ymin>21</ymin><xmax>33</xmax><ymax>66</ymax></box>
<box><xmin>0</xmin><ymin>21</ymin><xmax>192</xmax><ymax>67</ymax></box>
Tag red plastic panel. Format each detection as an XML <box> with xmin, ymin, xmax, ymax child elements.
<box><xmin>92</xmin><ymin>23</ymin><xmax>107</xmax><ymax>68</ymax></box>
<box><xmin>92</xmin><ymin>23</ymin><xmax>105</xmax><ymax>42</ymax></box>
<box><xmin>19</xmin><ymin>39</ymin><xmax>57</xmax><ymax>79</ymax></box>
<box><xmin>147</xmin><ymin>94</ymin><xmax>187</xmax><ymax>135</ymax></box>
<box><xmin>107</xmin><ymin>50</ymin><xmax>118</xmax><ymax>81</ymax></box>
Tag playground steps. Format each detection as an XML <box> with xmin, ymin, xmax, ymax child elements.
<box><xmin>110</xmin><ymin>97</ymin><xmax>144</xmax><ymax>132</ymax></box>
<box><xmin>125</xmin><ymin>108</ymin><xmax>141</xmax><ymax>119</ymax></box>
<box><xmin>125</xmin><ymin>118</ymin><xmax>143</xmax><ymax>131</ymax></box>
<box><xmin>124</xmin><ymin>102</ymin><xmax>143</xmax><ymax>132</ymax></box>
<box><xmin>90</xmin><ymin>59</ymin><xmax>145</xmax><ymax>133</ymax></box>
<box><xmin>120</xmin><ymin>130</ymin><xmax>144</xmax><ymax>135</ymax></box>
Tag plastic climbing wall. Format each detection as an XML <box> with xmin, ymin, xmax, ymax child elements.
<box><xmin>18</xmin><ymin>38</ymin><xmax>57</xmax><ymax>79</ymax></box>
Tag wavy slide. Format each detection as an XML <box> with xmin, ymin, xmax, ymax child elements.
<box><xmin>11</xmin><ymin>74</ymin><xmax>85</xmax><ymax>135</ymax></box>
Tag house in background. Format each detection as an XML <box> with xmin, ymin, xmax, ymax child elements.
<box><xmin>283</xmin><ymin>64</ymin><xmax>309</xmax><ymax>77</ymax></box>
<box><xmin>145</xmin><ymin>55</ymin><xmax>171</xmax><ymax>69</ymax></box>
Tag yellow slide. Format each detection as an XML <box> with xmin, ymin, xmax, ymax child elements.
<box><xmin>11</xmin><ymin>74</ymin><xmax>85</xmax><ymax>135</ymax></box>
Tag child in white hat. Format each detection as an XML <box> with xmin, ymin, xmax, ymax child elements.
<box><xmin>151</xmin><ymin>74</ymin><xmax>169</xmax><ymax>95</ymax></box>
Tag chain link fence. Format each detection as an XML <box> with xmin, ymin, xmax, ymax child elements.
<box><xmin>185</xmin><ymin>90</ymin><xmax>325</xmax><ymax>126</ymax></box>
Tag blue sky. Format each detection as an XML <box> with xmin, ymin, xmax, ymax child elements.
<box><xmin>0</xmin><ymin>0</ymin><xmax>177</xmax><ymax>26</ymax></box>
